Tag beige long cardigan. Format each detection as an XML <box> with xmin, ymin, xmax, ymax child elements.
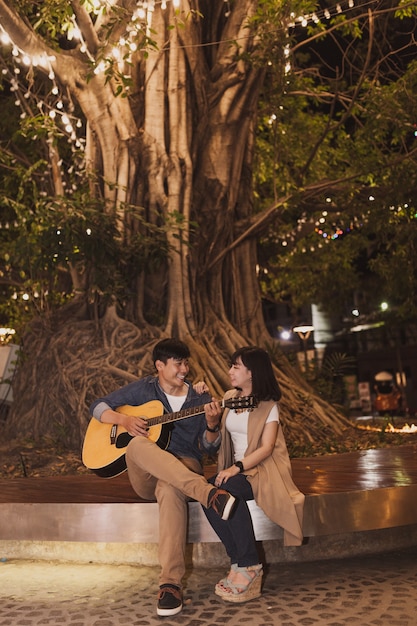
<box><xmin>217</xmin><ymin>392</ymin><xmax>305</xmax><ymax>547</ymax></box>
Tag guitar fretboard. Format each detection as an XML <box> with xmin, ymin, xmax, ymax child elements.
<box><xmin>144</xmin><ymin>396</ymin><xmax>256</xmax><ymax>427</ymax></box>
<box><xmin>146</xmin><ymin>405</ymin><xmax>206</xmax><ymax>427</ymax></box>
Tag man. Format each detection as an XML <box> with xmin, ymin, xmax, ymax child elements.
<box><xmin>89</xmin><ymin>338</ymin><xmax>235</xmax><ymax>616</ymax></box>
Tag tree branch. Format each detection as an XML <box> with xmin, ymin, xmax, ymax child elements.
<box><xmin>70</xmin><ymin>0</ymin><xmax>101</xmax><ymax>55</ymax></box>
<box><xmin>207</xmin><ymin>143</ymin><xmax>417</xmax><ymax>270</ymax></box>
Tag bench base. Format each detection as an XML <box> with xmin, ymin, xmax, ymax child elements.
<box><xmin>2</xmin><ymin>524</ymin><xmax>417</xmax><ymax>566</ymax></box>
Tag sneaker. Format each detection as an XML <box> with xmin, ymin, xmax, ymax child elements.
<box><xmin>157</xmin><ymin>584</ymin><xmax>183</xmax><ymax>616</ymax></box>
<box><xmin>208</xmin><ymin>488</ymin><xmax>237</xmax><ymax>520</ymax></box>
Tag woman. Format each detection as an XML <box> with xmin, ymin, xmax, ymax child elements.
<box><xmin>203</xmin><ymin>346</ymin><xmax>305</xmax><ymax>603</ymax></box>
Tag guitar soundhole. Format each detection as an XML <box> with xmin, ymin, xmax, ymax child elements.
<box><xmin>116</xmin><ymin>432</ymin><xmax>133</xmax><ymax>448</ymax></box>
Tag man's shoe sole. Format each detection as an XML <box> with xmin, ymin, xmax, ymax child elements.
<box><xmin>157</xmin><ymin>604</ymin><xmax>182</xmax><ymax>616</ymax></box>
<box><xmin>221</xmin><ymin>494</ymin><xmax>236</xmax><ymax>520</ymax></box>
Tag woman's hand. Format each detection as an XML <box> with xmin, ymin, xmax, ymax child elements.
<box><xmin>193</xmin><ymin>381</ymin><xmax>209</xmax><ymax>394</ymax></box>
<box><xmin>214</xmin><ymin>465</ymin><xmax>241</xmax><ymax>486</ymax></box>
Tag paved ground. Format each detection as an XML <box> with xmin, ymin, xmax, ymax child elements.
<box><xmin>1</xmin><ymin>546</ymin><xmax>417</xmax><ymax>625</ymax></box>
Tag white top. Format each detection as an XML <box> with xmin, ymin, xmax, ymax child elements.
<box><xmin>164</xmin><ymin>392</ymin><xmax>186</xmax><ymax>412</ymax></box>
<box><xmin>226</xmin><ymin>404</ymin><xmax>279</xmax><ymax>462</ymax></box>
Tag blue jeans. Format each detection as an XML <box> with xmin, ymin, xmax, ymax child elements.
<box><xmin>203</xmin><ymin>474</ymin><xmax>259</xmax><ymax>566</ymax></box>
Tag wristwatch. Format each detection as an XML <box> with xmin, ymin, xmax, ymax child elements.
<box><xmin>234</xmin><ymin>461</ymin><xmax>244</xmax><ymax>473</ymax></box>
<box><xmin>206</xmin><ymin>423</ymin><xmax>220</xmax><ymax>433</ymax></box>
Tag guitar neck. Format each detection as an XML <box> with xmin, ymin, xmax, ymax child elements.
<box><xmin>145</xmin><ymin>396</ymin><xmax>254</xmax><ymax>428</ymax></box>
<box><xmin>147</xmin><ymin>404</ymin><xmax>207</xmax><ymax>427</ymax></box>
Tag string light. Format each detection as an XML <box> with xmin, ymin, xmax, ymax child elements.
<box><xmin>0</xmin><ymin>0</ymin><xmax>403</xmax><ymax>219</ymax></box>
<box><xmin>0</xmin><ymin>0</ymin><xmax>375</xmax><ymax>83</ymax></box>
<box><xmin>274</xmin><ymin>194</ymin><xmax>417</xmax><ymax>255</ymax></box>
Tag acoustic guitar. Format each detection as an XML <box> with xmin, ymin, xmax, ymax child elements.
<box><xmin>82</xmin><ymin>395</ymin><xmax>257</xmax><ymax>478</ymax></box>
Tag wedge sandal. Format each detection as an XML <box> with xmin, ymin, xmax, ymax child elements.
<box><xmin>215</xmin><ymin>564</ymin><xmax>263</xmax><ymax>603</ymax></box>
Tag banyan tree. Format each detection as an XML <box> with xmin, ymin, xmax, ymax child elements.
<box><xmin>0</xmin><ymin>1</ymin><xmax>353</xmax><ymax>448</ymax></box>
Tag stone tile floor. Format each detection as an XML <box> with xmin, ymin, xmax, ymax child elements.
<box><xmin>1</xmin><ymin>546</ymin><xmax>417</xmax><ymax>625</ymax></box>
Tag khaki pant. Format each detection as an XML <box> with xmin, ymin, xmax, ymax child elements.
<box><xmin>125</xmin><ymin>437</ymin><xmax>214</xmax><ymax>587</ymax></box>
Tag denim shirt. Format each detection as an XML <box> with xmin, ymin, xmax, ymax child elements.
<box><xmin>89</xmin><ymin>375</ymin><xmax>220</xmax><ymax>463</ymax></box>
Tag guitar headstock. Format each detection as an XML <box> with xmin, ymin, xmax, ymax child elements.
<box><xmin>224</xmin><ymin>395</ymin><xmax>258</xmax><ymax>411</ymax></box>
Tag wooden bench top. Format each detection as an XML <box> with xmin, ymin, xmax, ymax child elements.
<box><xmin>1</xmin><ymin>444</ymin><xmax>416</xmax><ymax>503</ymax></box>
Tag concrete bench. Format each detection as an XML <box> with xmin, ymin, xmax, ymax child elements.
<box><xmin>1</xmin><ymin>445</ymin><xmax>417</xmax><ymax>565</ymax></box>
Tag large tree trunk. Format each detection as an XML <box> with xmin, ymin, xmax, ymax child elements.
<box><xmin>0</xmin><ymin>0</ymin><xmax>352</xmax><ymax>449</ymax></box>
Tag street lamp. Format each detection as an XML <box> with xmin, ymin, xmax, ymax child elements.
<box><xmin>293</xmin><ymin>324</ymin><xmax>314</xmax><ymax>371</ymax></box>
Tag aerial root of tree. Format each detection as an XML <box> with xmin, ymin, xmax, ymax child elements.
<box><xmin>6</xmin><ymin>310</ymin><xmax>352</xmax><ymax>453</ymax></box>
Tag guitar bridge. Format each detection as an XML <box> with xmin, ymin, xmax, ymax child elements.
<box><xmin>110</xmin><ymin>424</ymin><xmax>118</xmax><ymax>445</ymax></box>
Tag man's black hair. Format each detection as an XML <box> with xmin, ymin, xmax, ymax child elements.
<box><xmin>152</xmin><ymin>338</ymin><xmax>190</xmax><ymax>365</ymax></box>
